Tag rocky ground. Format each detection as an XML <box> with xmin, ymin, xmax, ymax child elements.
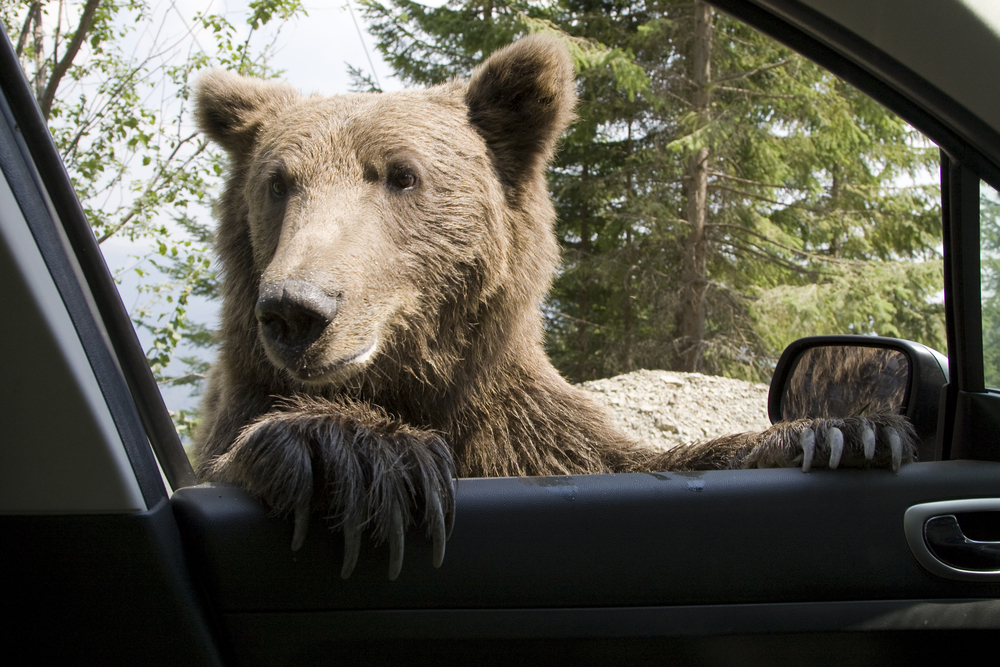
<box><xmin>579</xmin><ymin>369</ymin><xmax>772</xmax><ymax>452</ymax></box>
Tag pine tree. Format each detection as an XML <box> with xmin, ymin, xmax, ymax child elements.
<box><xmin>360</xmin><ymin>0</ymin><xmax>944</xmax><ymax>383</ymax></box>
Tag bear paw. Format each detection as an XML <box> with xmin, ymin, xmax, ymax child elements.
<box><xmin>204</xmin><ymin>397</ymin><xmax>456</xmax><ymax>580</ymax></box>
<box><xmin>741</xmin><ymin>414</ymin><xmax>917</xmax><ymax>473</ymax></box>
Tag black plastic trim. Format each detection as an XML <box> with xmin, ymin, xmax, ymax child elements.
<box><xmin>222</xmin><ymin>598</ymin><xmax>1000</xmax><ymax>639</ymax></box>
<box><xmin>221</xmin><ymin>600</ymin><xmax>1000</xmax><ymax>666</ymax></box>
<box><xmin>938</xmin><ymin>147</ymin><xmax>999</xmax><ymax>461</ymax></box>
<box><xmin>0</xmin><ymin>29</ymin><xmax>196</xmax><ymax>490</ymax></box>
<box><xmin>2</xmin><ymin>498</ymin><xmax>224</xmax><ymax>665</ymax></box>
<box><xmin>939</xmin><ymin>153</ymin><xmax>961</xmax><ymax>461</ymax></box>
<box><xmin>942</xmin><ymin>156</ymin><xmax>985</xmax><ymax>394</ymax></box>
<box><xmin>950</xmin><ymin>392</ymin><xmax>1000</xmax><ymax>462</ymax></box>
<box><xmin>0</xmin><ymin>84</ymin><xmax>165</xmax><ymax>506</ymax></box>
<box><xmin>172</xmin><ymin>464</ymin><xmax>1000</xmax><ymax>614</ymax></box>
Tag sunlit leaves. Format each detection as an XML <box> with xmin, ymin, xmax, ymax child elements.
<box><xmin>4</xmin><ymin>0</ymin><xmax>305</xmax><ymax>438</ymax></box>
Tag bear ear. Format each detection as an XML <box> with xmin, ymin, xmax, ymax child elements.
<box><xmin>465</xmin><ymin>34</ymin><xmax>576</xmax><ymax>192</ymax></box>
<box><xmin>194</xmin><ymin>70</ymin><xmax>299</xmax><ymax>156</ymax></box>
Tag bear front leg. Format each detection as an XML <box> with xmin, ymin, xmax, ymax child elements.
<box><xmin>651</xmin><ymin>414</ymin><xmax>916</xmax><ymax>473</ymax></box>
<box><xmin>202</xmin><ymin>396</ymin><xmax>456</xmax><ymax>580</ymax></box>
<box><xmin>732</xmin><ymin>414</ymin><xmax>917</xmax><ymax>472</ymax></box>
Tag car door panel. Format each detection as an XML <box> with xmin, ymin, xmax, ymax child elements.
<box><xmin>172</xmin><ymin>466</ymin><xmax>1000</xmax><ymax>664</ymax></box>
<box><xmin>3</xmin><ymin>499</ymin><xmax>224</xmax><ymax>665</ymax></box>
<box><xmin>172</xmin><ymin>463</ymin><xmax>1000</xmax><ymax>609</ymax></box>
<box><xmin>215</xmin><ymin>608</ymin><xmax>1000</xmax><ymax>666</ymax></box>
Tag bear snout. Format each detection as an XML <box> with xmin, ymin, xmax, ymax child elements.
<box><xmin>255</xmin><ymin>279</ymin><xmax>340</xmax><ymax>358</ymax></box>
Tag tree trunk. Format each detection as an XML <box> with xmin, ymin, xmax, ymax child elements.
<box><xmin>32</xmin><ymin>3</ymin><xmax>45</xmax><ymax>102</ymax></box>
<box><xmin>829</xmin><ymin>167</ymin><xmax>841</xmax><ymax>258</ymax></box>
<box><xmin>577</xmin><ymin>163</ymin><xmax>591</xmax><ymax>378</ymax></box>
<box><xmin>624</xmin><ymin>229</ymin><xmax>634</xmax><ymax>372</ymax></box>
<box><xmin>39</xmin><ymin>0</ymin><xmax>104</xmax><ymax>120</ymax></box>
<box><xmin>623</xmin><ymin>119</ymin><xmax>636</xmax><ymax>372</ymax></box>
<box><xmin>676</xmin><ymin>1</ymin><xmax>713</xmax><ymax>372</ymax></box>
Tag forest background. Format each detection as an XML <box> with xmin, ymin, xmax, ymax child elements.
<box><xmin>3</xmin><ymin>0</ymin><xmax>946</xmax><ymax>438</ymax></box>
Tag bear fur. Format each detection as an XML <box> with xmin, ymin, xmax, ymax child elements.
<box><xmin>192</xmin><ymin>35</ymin><xmax>914</xmax><ymax>579</ymax></box>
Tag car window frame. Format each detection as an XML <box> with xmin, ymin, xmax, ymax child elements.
<box><xmin>0</xmin><ymin>27</ymin><xmax>196</xmax><ymax>493</ymax></box>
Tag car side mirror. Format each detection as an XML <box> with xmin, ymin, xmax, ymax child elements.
<box><xmin>768</xmin><ymin>336</ymin><xmax>949</xmax><ymax>462</ymax></box>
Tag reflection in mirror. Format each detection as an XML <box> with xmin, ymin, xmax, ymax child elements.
<box><xmin>781</xmin><ymin>346</ymin><xmax>909</xmax><ymax>421</ymax></box>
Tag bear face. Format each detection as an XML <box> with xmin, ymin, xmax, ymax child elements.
<box><xmin>222</xmin><ymin>90</ymin><xmax>504</xmax><ymax>386</ymax></box>
<box><xmin>195</xmin><ymin>37</ymin><xmax>572</xmax><ymax>390</ymax></box>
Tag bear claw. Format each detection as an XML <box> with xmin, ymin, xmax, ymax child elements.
<box><xmin>430</xmin><ymin>492</ymin><xmax>447</xmax><ymax>568</ymax></box>
<box><xmin>863</xmin><ymin>424</ymin><xmax>876</xmax><ymax>460</ymax></box>
<box><xmin>388</xmin><ymin>504</ymin><xmax>405</xmax><ymax>581</ymax></box>
<box><xmin>794</xmin><ymin>420</ymin><xmax>908</xmax><ymax>473</ymax></box>
<box><xmin>799</xmin><ymin>428</ymin><xmax>816</xmax><ymax>472</ymax></box>
<box><xmin>291</xmin><ymin>500</ymin><xmax>310</xmax><ymax>552</ymax></box>
<box><xmin>341</xmin><ymin>520</ymin><xmax>361</xmax><ymax>580</ymax></box>
<box><xmin>884</xmin><ymin>426</ymin><xmax>903</xmax><ymax>473</ymax></box>
<box><xmin>444</xmin><ymin>469</ymin><xmax>457</xmax><ymax>540</ymax></box>
<box><xmin>827</xmin><ymin>427</ymin><xmax>844</xmax><ymax>469</ymax></box>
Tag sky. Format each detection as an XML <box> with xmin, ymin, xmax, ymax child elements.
<box><xmin>262</xmin><ymin>2</ymin><xmax>406</xmax><ymax>94</ymax></box>
<box><xmin>963</xmin><ymin>0</ymin><xmax>1000</xmax><ymax>37</ymax></box>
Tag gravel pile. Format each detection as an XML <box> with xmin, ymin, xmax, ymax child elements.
<box><xmin>579</xmin><ymin>369</ymin><xmax>772</xmax><ymax>452</ymax></box>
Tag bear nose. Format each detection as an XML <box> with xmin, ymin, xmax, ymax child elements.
<box><xmin>255</xmin><ymin>280</ymin><xmax>340</xmax><ymax>354</ymax></box>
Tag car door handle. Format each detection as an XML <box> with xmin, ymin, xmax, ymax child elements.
<box><xmin>904</xmin><ymin>498</ymin><xmax>1000</xmax><ymax>581</ymax></box>
<box><xmin>924</xmin><ymin>514</ymin><xmax>1000</xmax><ymax>571</ymax></box>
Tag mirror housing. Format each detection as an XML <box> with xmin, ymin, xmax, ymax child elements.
<box><xmin>768</xmin><ymin>336</ymin><xmax>949</xmax><ymax>462</ymax></box>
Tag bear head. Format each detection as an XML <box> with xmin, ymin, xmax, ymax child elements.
<box><xmin>195</xmin><ymin>35</ymin><xmax>575</xmax><ymax>389</ymax></box>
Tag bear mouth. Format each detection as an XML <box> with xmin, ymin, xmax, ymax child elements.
<box><xmin>286</xmin><ymin>337</ymin><xmax>379</xmax><ymax>383</ymax></box>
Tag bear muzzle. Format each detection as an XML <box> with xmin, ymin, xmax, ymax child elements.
<box><xmin>255</xmin><ymin>279</ymin><xmax>341</xmax><ymax>361</ymax></box>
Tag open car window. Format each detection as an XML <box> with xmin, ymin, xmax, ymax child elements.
<box><xmin>4</xmin><ymin>1</ymin><xmax>1000</xmax><ymax>665</ymax></box>
<box><xmin>104</xmin><ymin>6</ymin><xmax>949</xmax><ymax>470</ymax></box>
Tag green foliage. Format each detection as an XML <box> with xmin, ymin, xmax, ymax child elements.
<box><xmin>752</xmin><ymin>261</ymin><xmax>944</xmax><ymax>354</ymax></box>
<box><xmin>363</xmin><ymin>0</ymin><xmax>944</xmax><ymax>382</ymax></box>
<box><xmin>4</xmin><ymin>0</ymin><xmax>305</xmax><ymax>438</ymax></box>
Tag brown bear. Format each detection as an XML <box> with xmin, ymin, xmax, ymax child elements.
<box><xmin>192</xmin><ymin>35</ymin><xmax>914</xmax><ymax>580</ymax></box>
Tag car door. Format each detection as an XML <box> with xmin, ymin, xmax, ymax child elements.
<box><xmin>3</xmin><ymin>1</ymin><xmax>1000</xmax><ymax>665</ymax></box>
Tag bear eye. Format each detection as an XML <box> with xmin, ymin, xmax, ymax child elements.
<box><xmin>270</xmin><ymin>176</ymin><xmax>288</xmax><ymax>199</ymax></box>
<box><xmin>388</xmin><ymin>168</ymin><xmax>418</xmax><ymax>191</ymax></box>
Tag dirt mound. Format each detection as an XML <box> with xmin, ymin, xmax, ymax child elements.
<box><xmin>580</xmin><ymin>369</ymin><xmax>772</xmax><ymax>452</ymax></box>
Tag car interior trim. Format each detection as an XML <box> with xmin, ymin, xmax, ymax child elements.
<box><xmin>0</xmin><ymin>34</ymin><xmax>197</xmax><ymax>493</ymax></box>
<box><xmin>0</xmin><ymin>142</ymin><xmax>145</xmax><ymax>512</ymax></box>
